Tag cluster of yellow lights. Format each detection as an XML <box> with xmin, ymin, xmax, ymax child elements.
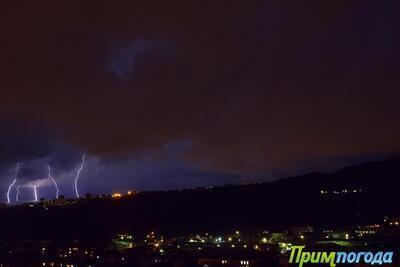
<box><xmin>112</xmin><ymin>190</ymin><xmax>134</xmax><ymax>198</ymax></box>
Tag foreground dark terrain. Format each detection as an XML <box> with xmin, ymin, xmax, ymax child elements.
<box><xmin>0</xmin><ymin>158</ymin><xmax>400</xmax><ymax>266</ymax></box>
<box><xmin>0</xmin><ymin>158</ymin><xmax>399</xmax><ymax>240</ymax></box>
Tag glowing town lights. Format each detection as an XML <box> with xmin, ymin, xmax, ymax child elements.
<box><xmin>112</xmin><ymin>193</ymin><xmax>122</xmax><ymax>198</ymax></box>
<box><xmin>127</xmin><ymin>191</ymin><xmax>132</xmax><ymax>195</ymax></box>
<box><xmin>261</xmin><ymin>237</ymin><xmax>268</xmax><ymax>243</ymax></box>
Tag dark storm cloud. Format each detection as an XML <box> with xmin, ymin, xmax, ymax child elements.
<box><xmin>88</xmin><ymin>141</ymin><xmax>242</xmax><ymax>192</ymax></box>
<box><xmin>0</xmin><ymin>118</ymin><xmax>54</xmax><ymax>165</ymax></box>
<box><xmin>0</xmin><ymin>0</ymin><xmax>399</xmax><ymax>190</ymax></box>
<box><xmin>108</xmin><ymin>39</ymin><xmax>176</xmax><ymax>79</ymax></box>
<box><xmin>0</xmin><ymin>119</ymin><xmax>81</xmax><ymax>165</ymax></box>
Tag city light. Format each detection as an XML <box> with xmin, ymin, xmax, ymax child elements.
<box><xmin>112</xmin><ymin>193</ymin><xmax>122</xmax><ymax>198</ymax></box>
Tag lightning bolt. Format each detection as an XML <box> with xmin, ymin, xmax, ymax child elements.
<box><xmin>74</xmin><ymin>154</ymin><xmax>85</xmax><ymax>198</ymax></box>
<box><xmin>15</xmin><ymin>185</ymin><xmax>21</xmax><ymax>202</ymax></box>
<box><xmin>48</xmin><ymin>165</ymin><xmax>60</xmax><ymax>199</ymax></box>
<box><xmin>32</xmin><ymin>185</ymin><xmax>38</xmax><ymax>202</ymax></box>
<box><xmin>6</xmin><ymin>179</ymin><xmax>16</xmax><ymax>204</ymax></box>
<box><xmin>6</xmin><ymin>163</ymin><xmax>20</xmax><ymax>204</ymax></box>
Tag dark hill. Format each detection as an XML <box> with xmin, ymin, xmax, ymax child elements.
<box><xmin>0</xmin><ymin>158</ymin><xmax>399</xmax><ymax>242</ymax></box>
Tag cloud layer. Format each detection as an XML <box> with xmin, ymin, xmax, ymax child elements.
<box><xmin>0</xmin><ymin>1</ymin><xmax>399</xmax><ymax>200</ymax></box>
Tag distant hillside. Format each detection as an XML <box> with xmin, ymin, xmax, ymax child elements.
<box><xmin>0</xmin><ymin>158</ymin><xmax>399</xmax><ymax>242</ymax></box>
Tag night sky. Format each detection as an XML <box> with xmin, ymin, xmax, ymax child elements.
<box><xmin>0</xmin><ymin>1</ymin><xmax>399</xmax><ymax>201</ymax></box>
